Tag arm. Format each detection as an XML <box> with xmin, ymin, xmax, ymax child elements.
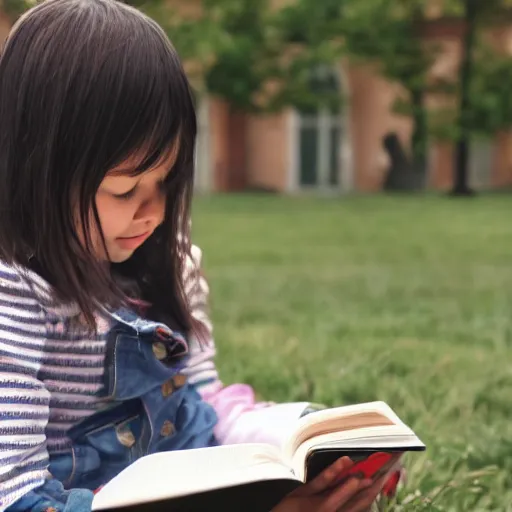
<box><xmin>0</xmin><ymin>266</ymin><xmax>92</xmax><ymax>512</ymax></box>
<box><xmin>181</xmin><ymin>245</ymin><xmax>272</xmax><ymax>444</ymax></box>
<box><xmin>182</xmin><ymin>246</ymin><xmax>309</xmax><ymax>447</ymax></box>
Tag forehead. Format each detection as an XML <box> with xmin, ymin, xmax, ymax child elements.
<box><xmin>107</xmin><ymin>144</ymin><xmax>179</xmax><ymax>178</ymax></box>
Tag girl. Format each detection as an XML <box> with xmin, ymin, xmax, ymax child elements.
<box><xmin>0</xmin><ymin>1</ymin><xmax>387</xmax><ymax>511</ymax></box>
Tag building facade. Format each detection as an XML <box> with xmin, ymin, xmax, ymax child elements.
<box><xmin>1</xmin><ymin>5</ymin><xmax>511</xmax><ymax>194</ymax></box>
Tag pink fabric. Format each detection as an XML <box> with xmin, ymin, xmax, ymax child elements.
<box><xmin>200</xmin><ymin>382</ymin><xmax>272</xmax><ymax>444</ymax></box>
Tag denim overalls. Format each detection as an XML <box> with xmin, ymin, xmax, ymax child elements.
<box><xmin>8</xmin><ymin>308</ymin><xmax>218</xmax><ymax>512</ymax></box>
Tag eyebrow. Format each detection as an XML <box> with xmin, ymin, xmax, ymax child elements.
<box><xmin>107</xmin><ymin>163</ymin><xmax>176</xmax><ymax>182</ymax></box>
<box><xmin>107</xmin><ymin>150</ymin><xmax>178</xmax><ymax>178</ymax></box>
<box><xmin>107</xmin><ymin>162</ymin><xmax>151</xmax><ymax>178</ymax></box>
<box><xmin>107</xmin><ymin>168</ymin><xmax>142</xmax><ymax>178</ymax></box>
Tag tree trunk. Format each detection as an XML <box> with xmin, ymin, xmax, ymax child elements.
<box><xmin>451</xmin><ymin>0</ymin><xmax>477</xmax><ymax>196</ymax></box>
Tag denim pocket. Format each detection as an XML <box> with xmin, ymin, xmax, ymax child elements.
<box><xmin>62</xmin><ymin>408</ymin><xmax>143</xmax><ymax>490</ymax></box>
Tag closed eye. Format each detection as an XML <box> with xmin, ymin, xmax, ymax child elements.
<box><xmin>113</xmin><ymin>185</ymin><xmax>137</xmax><ymax>200</ymax></box>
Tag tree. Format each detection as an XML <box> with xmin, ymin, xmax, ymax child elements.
<box><xmin>130</xmin><ymin>0</ymin><xmax>462</xmax><ymax>192</ymax></box>
<box><xmin>2</xmin><ymin>0</ymin><xmax>36</xmax><ymax>20</ymax></box>
<box><xmin>337</xmin><ymin>0</ymin><xmax>445</xmax><ymax>190</ymax></box>
<box><xmin>469</xmin><ymin>47</ymin><xmax>512</xmax><ymax>136</ymax></box>
<box><xmin>9</xmin><ymin>0</ymin><xmax>512</xmax><ymax>193</ymax></box>
<box><xmin>131</xmin><ymin>0</ymin><xmax>344</xmax><ymax>113</ymax></box>
<box><xmin>450</xmin><ymin>0</ymin><xmax>512</xmax><ymax>195</ymax></box>
<box><xmin>450</xmin><ymin>0</ymin><xmax>478</xmax><ymax>195</ymax></box>
<box><xmin>329</xmin><ymin>0</ymin><xmax>512</xmax><ymax>194</ymax></box>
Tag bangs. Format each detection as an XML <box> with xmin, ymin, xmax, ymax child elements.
<box><xmin>81</xmin><ymin>8</ymin><xmax>197</xmax><ymax>181</ymax></box>
<box><xmin>6</xmin><ymin>0</ymin><xmax>198</xmax><ymax>188</ymax></box>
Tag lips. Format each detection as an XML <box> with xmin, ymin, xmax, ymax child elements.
<box><xmin>119</xmin><ymin>232</ymin><xmax>149</xmax><ymax>240</ymax></box>
<box><xmin>115</xmin><ymin>231</ymin><xmax>151</xmax><ymax>250</ymax></box>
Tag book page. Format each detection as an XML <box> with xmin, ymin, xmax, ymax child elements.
<box><xmin>290</xmin><ymin>426</ymin><xmax>425</xmax><ymax>480</ymax></box>
<box><xmin>92</xmin><ymin>444</ymin><xmax>296</xmax><ymax>511</ymax></box>
<box><xmin>283</xmin><ymin>402</ymin><xmax>398</xmax><ymax>458</ymax></box>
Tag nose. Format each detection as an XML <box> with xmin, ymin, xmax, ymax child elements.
<box><xmin>134</xmin><ymin>192</ymin><xmax>165</xmax><ymax>228</ymax></box>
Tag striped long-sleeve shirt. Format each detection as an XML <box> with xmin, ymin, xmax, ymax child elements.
<box><xmin>0</xmin><ymin>245</ymin><xmax>268</xmax><ymax>511</ymax></box>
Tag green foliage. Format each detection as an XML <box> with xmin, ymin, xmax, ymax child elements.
<box><xmin>2</xmin><ymin>0</ymin><xmax>36</xmax><ymax>19</ymax></box>
<box><xmin>467</xmin><ymin>43</ymin><xmax>512</xmax><ymax>136</ymax></box>
<box><xmin>127</xmin><ymin>0</ymin><xmax>512</xmax><ymax>167</ymax></box>
<box><xmin>340</xmin><ymin>0</ymin><xmax>436</xmax><ymax>164</ymax></box>
<box><xmin>342</xmin><ymin>0</ymin><xmax>433</xmax><ymax>90</ymax></box>
<box><xmin>192</xmin><ymin>0</ymin><xmax>345</xmax><ymax>112</ymax></box>
<box><xmin>339</xmin><ymin>0</ymin><xmax>512</xmax><ymax>154</ymax></box>
<box><xmin>6</xmin><ymin>0</ymin><xmax>512</xmax><ymax>141</ymax></box>
<box><xmin>200</xmin><ymin>0</ymin><xmax>286</xmax><ymax>111</ymax></box>
<box><xmin>132</xmin><ymin>0</ymin><xmax>345</xmax><ymax>112</ymax></box>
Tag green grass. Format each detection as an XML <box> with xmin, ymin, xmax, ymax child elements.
<box><xmin>192</xmin><ymin>194</ymin><xmax>512</xmax><ymax>511</ymax></box>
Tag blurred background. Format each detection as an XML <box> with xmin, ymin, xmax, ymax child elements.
<box><xmin>2</xmin><ymin>0</ymin><xmax>512</xmax><ymax>510</ymax></box>
<box><xmin>3</xmin><ymin>0</ymin><xmax>511</xmax><ymax>195</ymax></box>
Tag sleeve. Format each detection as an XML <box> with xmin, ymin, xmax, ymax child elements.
<box><xmin>182</xmin><ymin>246</ymin><xmax>310</xmax><ymax>447</ymax></box>
<box><xmin>0</xmin><ymin>266</ymin><xmax>92</xmax><ymax>512</ymax></box>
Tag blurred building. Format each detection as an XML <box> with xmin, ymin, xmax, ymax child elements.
<box><xmin>1</xmin><ymin>5</ymin><xmax>511</xmax><ymax>194</ymax></box>
<box><xmin>195</xmin><ymin>14</ymin><xmax>512</xmax><ymax>195</ymax></box>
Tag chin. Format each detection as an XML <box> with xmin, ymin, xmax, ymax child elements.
<box><xmin>108</xmin><ymin>250</ymin><xmax>135</xmax><ymax>263</ymax></box>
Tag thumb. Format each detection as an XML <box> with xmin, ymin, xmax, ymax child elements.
<box><xmin>295</xmin><ymin>456</ymin><xmax>354</xmax><ymax>496</ymax></box>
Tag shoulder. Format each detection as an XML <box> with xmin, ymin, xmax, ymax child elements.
<box><xmin>0</xmin><ymin>259</ymin><xmax>50</xmax><ymax>322</ymax></box>
<box><xmin>0</xmin><ymin>261</ymin><xmax>49</xmax><ymax>376</ymax></box>
<box><xmin>0</xmin><ymin>259</ymin><xmax>45</xmax><ymax>302</ymax></box>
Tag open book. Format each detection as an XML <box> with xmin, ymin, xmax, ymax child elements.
<box><xmin>92</xmin><ymin>401</ymin><xmax>425</xmax><ymax>512</ymax></box>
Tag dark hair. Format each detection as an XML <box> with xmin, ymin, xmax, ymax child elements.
<box><xmin>0</xmin><ymin>0</ymin><xmax>198</xmax><ymax>334</ymax></box>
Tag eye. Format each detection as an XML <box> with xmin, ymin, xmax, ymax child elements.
<box><xmin>113</xmin><ymin>185</ymin><xmax>137</xmax><ymax>200</ymax></box>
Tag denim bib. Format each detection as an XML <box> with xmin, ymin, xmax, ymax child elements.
<box><xmin>48</xmin><ymin>308</ymin><xmax>218</xmax><ymax>492</ymax></box>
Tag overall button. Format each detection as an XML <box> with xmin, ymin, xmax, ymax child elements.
<box><xmin>160</xmin><ymin>420</ymin><xmax>175</xmax><ymax>437</ymax></box>
<box><xmin>161</xmin><ymin>374</ymin><xmax>186</xmax><ymax>397</ymax></box>
<box><xmin>152</xmin><ymin>341</ymin><xmax>167</xmax><ymax>361</ymax></box>
<box><xmin>172</xmin><ymin>374</ymin><xmax>186</xmax><ymax>389</ymax></box>
<box><xmin>116</xmin><ymin>424</ymin><xmax>136</xmax><ymax>448</ymax></box>
<box><xmin>161</xmin><ymin>379</ymin><xmax>174</xmax><ymax>397</ymax></box>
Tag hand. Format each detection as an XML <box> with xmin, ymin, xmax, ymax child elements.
<box><xmin>271</xmin><ymin>457</ymin><xmax>386</xmax><ymax>512</ymax></box>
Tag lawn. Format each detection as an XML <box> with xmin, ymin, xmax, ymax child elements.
<box><xmin>192</xmin><ymin>194</ymin><xmax>512</xmax><ymax>511</ymax></box>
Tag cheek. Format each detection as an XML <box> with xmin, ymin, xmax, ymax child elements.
<box><xmin>95</xmin><ymin>195</ymin><xmax>135</xmax><ymax>239</ymax></box>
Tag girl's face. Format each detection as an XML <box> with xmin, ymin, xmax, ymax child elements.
<box><xmin>91</xmin><ymin>152</ymin><xmax>175</xmax><ymax>263</ymax></box>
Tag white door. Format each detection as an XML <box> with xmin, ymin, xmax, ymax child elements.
<box><xmin>297</xmin><ymin>66</ymin><xmax>344</xmax><ymax>191</ymax></box>
<box><xmin>469</xmin><ymin>138</ymin><xmax>494</xmax><ymax>190</ymax></box>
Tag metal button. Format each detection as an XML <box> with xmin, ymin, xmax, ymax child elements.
<box><xmin>160</xmin><ymin>420</ymin><xmax>175</xmax><ymax>437</ymax></box>
<box><xmin>152</xmin><ymin>341</ymin><xmax>167</xmax><ymax>361</ymax></box>
<box><xmin>172</xmin><ymin>374</ymin><xmax>187</xmax><ymax>389</ymax></box>
<box><xmin>161</xmin><ymin>379</ymin><xmax>174</xmax><ymax>397</ymax></box>
<box><xmin>116</xmin><ymin>425</ymin><xmax>136</xmax><ymax>448</ymax></box>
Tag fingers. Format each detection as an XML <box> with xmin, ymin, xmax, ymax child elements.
<box><xmin>342</xmin><ymin>474</ymin><xmax>388</xmax><ymax>512</ymax></box>
<box><xmin>288</xmin><ymin>457</ymin><xmax>391</xmax><ymax>512</ymax></box>
<box><xmin>323</xmin><ymin>477</ymin><xmax>373</xmax><ymax>510</ymax></box>
<box><xmin>298</xmin><ymin>457</ymin><xmax>354</xmax><ymax>495</ymax></box>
